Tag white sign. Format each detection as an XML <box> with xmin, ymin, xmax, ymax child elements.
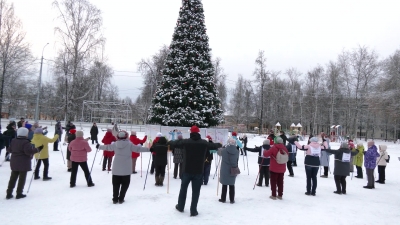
<box><xmin>310</xmin><ymin>146</ymin><xmax>321</xmax><ymax>157</ymax></box>
<box><xmin>342</xmin><ymin>153</ymin><xmax>351</xmax><ymax>162</ymax></box>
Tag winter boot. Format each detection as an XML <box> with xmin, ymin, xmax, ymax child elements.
<box><xmin>159</xmin><ymin>177</ymin><xmax>165</xmax><ymax>186</ymax></box>
<box><xmin>6</xmin><ymin>194</ymin><xmax>13</xmax><ymax>199</ymax></box>
<box><xmin>16</xmin><ymin>193</ymin><xmax>27</xmax><ymax>199</ymax></box>
<box><xmin>155</xmin><ymin>176</ymin><xmax>159</xmax><ymax>186</ymax></box>
<box><xmin>34</xmin><ymin>170</ymin><xmax>40</xmax><ymax>180</ymax></box>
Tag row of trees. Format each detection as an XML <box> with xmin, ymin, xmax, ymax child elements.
<box><xmin>229</xmin><ymin>47</ymin><xmax>400</xmax><ymax>140</ymax></box>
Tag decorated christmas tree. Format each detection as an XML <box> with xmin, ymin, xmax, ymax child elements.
<box><xmin>148</xmin><ymin>0</ymin><xmax>224</xmax><ymax>128</ymax></box>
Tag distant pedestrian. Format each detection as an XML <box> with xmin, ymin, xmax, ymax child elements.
<box><xmin>90</xmin><ymin>123</ymin><xmax>99</xmax><ymax>144</ymax></box>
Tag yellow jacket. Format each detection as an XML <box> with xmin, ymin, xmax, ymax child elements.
<box><xmin>354</xmin><ymin>145</ymin><xmax>365</xmax><ymax>167</ymax></box>
<box><xmin>32</xmin><ymin>133</ymin><xmax>59</xmax><ymax>159</ymax></box>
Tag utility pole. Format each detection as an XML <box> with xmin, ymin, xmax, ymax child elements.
<box><xmin>34</xmin><ymin>43</ymin><xmax>49</xmax><ymax>121</ymax></box>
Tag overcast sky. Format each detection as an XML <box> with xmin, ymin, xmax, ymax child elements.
<box><xmin>10</xmin><ymin>0</ymin><xmax>400</xmax><ymax>101</ymax></box>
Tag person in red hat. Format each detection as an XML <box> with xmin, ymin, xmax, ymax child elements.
<box><xmin>129</xmin><ymin>131</ymin><xmax>147</xmax><ymax>174</ymax></box>
<box><xmin>170</xmin><ymin>125</ymin><xmax>222</xmax><ymax>217</ymax></box>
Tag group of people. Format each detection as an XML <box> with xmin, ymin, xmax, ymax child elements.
<box><xmin>2</xmin><ymin>121</ymin><xmax>391</xmax><ymax>218</ymax></box>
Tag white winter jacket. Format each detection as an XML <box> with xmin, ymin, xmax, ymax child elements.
<box><xmin>376</xmin><ymin>145</ymin><xmax>389</xmax><ymax>166</ymax></box>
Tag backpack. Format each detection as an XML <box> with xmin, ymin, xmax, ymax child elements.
<box><xmin>273</xmin><ymin>148</ymin><xmax>289</xmax><ymax>164</ymax></box>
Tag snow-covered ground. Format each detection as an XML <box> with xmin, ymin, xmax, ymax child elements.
<box><xmin>0</xmin><ymin>122</ymin><xmax>399</xmax><ymax>225</ymax></box>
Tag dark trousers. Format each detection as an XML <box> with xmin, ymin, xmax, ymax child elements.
<box><xmin>366</xmin><ymin>168</ymin><xmax>375</xmax><ymax>187</ymax></box>
<box><xmin>270</xmin><ymin>171</ymin><xmax>284</xmax><ymax>197</ymax></box>
<box><xmin>70</xmin><ymin>161</ymin><xmax>93</xmax><ymax>185</ymax></box>
<box><xmin>174</xmin><ymin>163</ymin><xmax>182</xmax><ymax>179</ymax></box>
<box><xmin>334</xmin><ymin>175</ymin><xmax>346</xmax><ymax>193</ymax></box>
<box><xmin>221</xmin><ymin>185</ymin><xmax>235</xmax><ymax>201</ymax></box>
<box><xmin>102</xmin><ymin>157</ymin><xmax>113</xmax><ymax>170</ymax></box>
<box><xmin>287</xmin><ymin>161</ymin><xmax>294</xmax><ymax>175</ymax></box>
<box><xmin>155</xmin><ymin>165</ymin><xmax>166</xmax><ymax>177</ymax></box>
<box><xmin>53</xmin><ymin>138</ymin><xmax>59</xmax><ymax>150</ymax></box>
<box><xmin>35</xmin><ymin>158</ymin><xmax>49</xmax><ymax>178</ymax></box>
<box><xmin>91</xmin><ymin>137</ymin><xmax>98</xmax><ymax>144</ymax></box>
<box><xmin>240</xmin><ymin>148</ymin><xmax>247</xmax><ymax>155</ymax></box>
<box><xmin>7</xmin><ymin>171</ymin><xmax>28</xmax><ymax>194</ymax></box>
<box><xmin>323</xmin><ymin>166</ymin><xmax>329</xmax><ymax>176</ymax></box>
<box><xmin>258</xmin><ymin>166</ymin><xmax>270</xmax><ymax>186</ymax></box>
<box><xmin>305</xmin><ymin>166</ymin><xmax>319</xmax><ymax>194</ymax></box>
<box><xmin>203</xmin><ymin>164</ymin><xmax>211</xmax><ymax>184</ymax></box>
<box><xmin>293</xmin><ymin>154</ymin><xmax>297</xmax><ymax>166</ymax></box>
<box><xmin>377</xmin><ymin>165</ymin><xmax>386</xmax><ymax>182</ymax></box>
<box><xmin>150</xmin><ymin>157</ymin><xmax>155</xmax><ymax>174</ymax></box>
<box><xmin>177</xmin><ymin>173</ymin><xmax>202</xmax><ymax>214</ymax></box>
<box><xmin>112</xmin><ymin>175</ymin><xmax>131</xmax><ymax>201</ymax></box>
<box><xmin>356</xmin><ymin>166</ymin><xmax>363</xmax><ymax>178</ymax></box>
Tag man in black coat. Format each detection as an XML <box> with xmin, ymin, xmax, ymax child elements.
<box><xmin>169</xmin><ymin>126</ymin><xmax>222</xmax><ymax>217</ymax></box>
<box><xmin>90</xmin><ymin>123</ymin><xmax>99</xmax><ymax>144</ymax></box>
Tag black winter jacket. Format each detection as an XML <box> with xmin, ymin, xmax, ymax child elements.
<box><xmin>151</xmin><ymin>137</ymin><xmax>168</xmax><ymax>166</ymax></box>
<box><xmin>246</xmin><ymin>144</ymin><xmax>270</xmax><ymax>166</ymax></box>
<box><xmin>169</xmin><ymin>133</ymin><xmax>222</xmax><ymax>174</ymax></box>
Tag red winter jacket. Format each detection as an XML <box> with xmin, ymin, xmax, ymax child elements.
<box><xmin>102</xmin><ymin>131</ymin><xmax>117</xmax><ymax>157</ymax></box>
<box><xmin>130</xmin><ymin>135</ymin><xmax>147</xmax><ymax>158</ymax></box>
<box><xmin>263</xmin><ymin>143</ymin><xmax>288</xmax><ymax>173</ymax></box>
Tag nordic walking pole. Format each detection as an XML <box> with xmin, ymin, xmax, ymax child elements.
<box><xmin>253</xmin><ymin>158</ymin><xmax>265</xmax><ymax>190</ymax></box>
<box><xmin>59</xmin><ymin>142</ymin><xmax>65</xmax><ymax>164</ymax></box>
<box><xmin>141</xmin><ymin>151</ymin><xmax>143</xmax><ymax>178</ymax></box>
<box><xmin>217</xmin><ymin>159</ymin><xmax>221</xmax><ymax>196</ymax></box>
<box><xmin>242</xmin><ymin>150</ymin><xmax>245</xmax><ymax>171</ymax></box>
<box><xmin>213</xmin><ymin>157</ymin><xmax>222</xmax><ymax>179</ymax></box>
<box><xmin>28</xmin><ymin>148</ymin><xmax>43</xmax><ymax>194</ymax></box>
<box><xmin>246</xmin><ymin>154</ymin><xmax>249</xmax><ymax>175</ymax></box>
<box><xmin>167</xmin><ymin>145</ymin><xmax>170</xmax><ymax>194</ymax></box>
<box><xmin>143</xmin><ymin>153</ymin><xmax>152</xmax><ymax>190</ymax></box>
<box><xmin>90</xmin><ymin>146</ymin><xmax>100</xmax><ymax>175</ymax></box>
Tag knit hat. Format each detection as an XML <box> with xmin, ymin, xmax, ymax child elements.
<box><xmin>131</xmin><ymin>131</ymin><xmax>137</xmax><ymax>135</ymax></box>
<box><xmin>206</xmin><ymin>135</ymin><xmax>212</xmax><ymax>141</ymax></box>
<box><xmin>107</xmin><ymin>128</ymin><xmax>112</xmax><ymax>132</ymax></box>
<box><xmin>25</xmin><ymin>123</ymin><xmax>32</xmax><ymax>130</ymax></box>
<box><xmin>263</xmin><ymin>139</ymin><xmax>270</xmax><ymax>145</ymax></box>
<box><xmin>156</xmin><ymin>132</ymin><xmax>162</xmax><ymax>137</ymax></box>
<box><xmin>69</xmin><ymin>129</ymin><xmax>76</xmax><ymax>134</ymax></box>
<box><xmin>276</xmin><ymin>137</ymin><xmax>283</xmax><ymax>144</ymax></box>
<box><xmin>232</xmin><ymin>132</ymin><xmax>237</xmax><ymax>136</ymax></box>
<box><xmin>76</xmin><ymin>130</ymin><xmax>84</xmax><ymax>137</ymax></box>
<box><xmin>227</xmin><ymin>138</ymin><xmax>236</xmax><ymax>146</ymax></box>
<box><xmin>34</xmin><ymin>128</ymin><xmax>43</xmax><ymax>134</ymax></box>
<box><xmin>17</xmin><ymin>127</ymin><xmax>29</xmax><ymax>137</ymax></box>
<box><xmin>309</xmin><ymin>137</ymin><xmax>319</xmax><ymax>143</ymax></box>
<box><xmin>190</xmin><ymin>126</ymin><xmax>200</xmax><ymax>133</ymax></box>
<box><xmin>118</xmin><ymin>130</ymin><xmax>129</xmax><ymax>139</ymax></box>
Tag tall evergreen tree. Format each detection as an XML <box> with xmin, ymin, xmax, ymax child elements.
<box><xmin>148</xmin><ymin>0</ymin><xmax>223</xmax><ymax>127</ymax></box>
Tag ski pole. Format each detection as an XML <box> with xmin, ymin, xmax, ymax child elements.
<box><xmin>217</xmin><ymin>158</ymin><xmax>221</xmax><ymax>196</ymax></box>
<box><xmin>59</xmin><ymin>142</ymin><xmax>65</xmax><ymax>164</ymax></box>
<box><xmin>89</xmin><ymin>146</ymin><xmax>100</xmax><ymax>183</ymax></box>
<box><xmin>213</xmin><ymin>157</ymin><xmax>222</xmax><ymax>179</ymax></box>
<box><xmin>253</xmin><ymin>158</ymin><xmax>265</xmax><ymax>190</ymax></box>
<box><xmin>167</xmin><ymin>146</ymin><xmax>170</xmax><ymax>194</ymax></box>
<box><xmin>141</xmin><ymin>152</ymin><xmax>143</xmax><ymax>178</ymax></box>
<box><xmin>143</xmin><ymin>153</ymin><xmax>152</xmax><ymax>190</ymax></box>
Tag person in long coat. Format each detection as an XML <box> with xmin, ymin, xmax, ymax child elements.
<box><xmin>150</xmin><ymin>137</ymin><xmax>168</xmax><ymax>186</ymax></box>
<box><xmin>172</xmin><ymin>133</ymin><xmax>184</xmax><ymax>179</ymax></box>
<box><xmin>90</xmin><ymin>123</ymin><xmax>99</xmax><ymax>144</ymax></box>
<box><xmin>354</xmin><ymin>143</ymin><xmax>365</xmax><ymax>178</ymax></box>
<box><xmin>6</xmin><ymin>128</ymin><xmax>42</xmax><ymax>199</ymax></box>
<box><xmin>218</xmin><ymin>138</ymin><xmax>239</xmax><ymax>204</ymax></box>
<box><xmin>364</xmin><ymin>141</ymin><xmax>380</xmax><ymax>189</ymax></box>
<box><xmin>320</xmin><ymin>133</ymin><xmax>331</xmax><ymax>178</ymax></box>
<box><xmin>322</xmin><ymin>142</ymin><xmax>359</xmax><ymax>195</ymax></box>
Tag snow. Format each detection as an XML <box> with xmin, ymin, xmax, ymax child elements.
<box><xmin>1</xmin><ymin>122</ymin><xmax>400</xmax><ymax>225</ymax></box>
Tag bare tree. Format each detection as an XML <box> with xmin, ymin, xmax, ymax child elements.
<box><xmin>0</xmin><ymin>0</ymin><xmax>34</xmax><ymax>122</ymax></box>
<box><xmin>53</xmin><ymin>0</ymin><xmax>105</xmax><ymax>120</ymax></box>
<box><xmin>253</xmin><ymin>50</ymin><xmax>269</xmax><ymax>133</ymax></box>
<box><xmin>213</xmin><ymin>57</ymin><xmax>227</xmax><ymax>111</ymax></box>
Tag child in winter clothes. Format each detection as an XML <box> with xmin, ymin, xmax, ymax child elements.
<box><xmin>129</xmin><ymin>131</ymin><xmax>147</xmax><ymax>174</ymax></box>
<box><xmin>376</xmin><ymin>145</ymin><xmax>389</xmax><ymax>184</ymax></box>
<box><xmin>246</xmin><ymin>139</ymin><xmax>271</xmax><ymax>186</ymax></box>
<box><xmin>322</xmin><ymin>142</ymin><xmax>359</xmax><ymax>195</ymax></box>
<box><xmin>354</xmin><ymin>143</ymin><xmax>365</xmax><ymax>178</ymax></box>
<box><xmin>102</xmin><ymin>129</ymin><xmax>117</xmax><ymax>171</ymax></box>
<box><xmin>31</xmin><ymin>128</ymin><xmax>59</xmax><ymax>180</ymax></box>
<box><xmin>68</xmin><ymin>131</ymin><xmax>94</xmax><ymax>187</ymax></box>
<box><xmin>6</xmin><ymin>128</ymin><xmax>43</xmax><ymax>199</ymax></box>
<box><xmin>363</xmin><ymin>141</ymin><xmax>380</xmax><ymax>189</ymax></box>
<box><xmin>295</xmin><ymin>137</ymin><xmax>328</xmax><ymax>196</ymax></box>
<box><xmin>98</xmin><ymin>130</ymin><xmax>149</xmax><ymax>204</ymax></box>
<box><xmin>263</xmin><ymin>137</ymin><xmax>288</xmax><ymax>200</ymax></box>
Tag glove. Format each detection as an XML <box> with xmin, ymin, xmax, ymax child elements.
<box><xmin>209</xmin><ymin>150</ymin><xmax>217</xmax><ymax>154</ymax></box>
<box><xmin>37</xmin><ymin>145</ymin><xmax>44</xmax><ymax>152</ymax></box>
<box><xmin>96</xmin><ymin>144</ymin><xmax>100</xmax><ymax>149</ymax></box>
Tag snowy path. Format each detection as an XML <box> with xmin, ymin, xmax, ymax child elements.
<box><xmin>0</xmin><ymin>124</ymin><xmax>399</xmax><ymax>225</ymax></box>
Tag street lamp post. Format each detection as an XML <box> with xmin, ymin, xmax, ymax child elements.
<box><xmin>34</xmin><ymin>43</ymin><xmax>49</xmax><ymax>121</ymax></box>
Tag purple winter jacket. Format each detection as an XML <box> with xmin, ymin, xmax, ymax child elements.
<box><xmin>364</xmin><ymin>145</ymin><xmax>380</xmax><ymax>169</ymax></box>
<box><xmin>7</xmin><ymin>137</ymin><xmax>39</xmax><ymax>171</ymax></box>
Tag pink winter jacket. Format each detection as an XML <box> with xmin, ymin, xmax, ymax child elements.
<box><xmin>68</xmin><ymin>137</ymin><xmax>92</xmax><ymax>162</ymax></box>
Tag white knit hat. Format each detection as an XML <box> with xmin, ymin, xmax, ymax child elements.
<box><xmin>17</xmin><ymin>128</ymin><xmax>29</xmax><ymax>137</ymax></box>
<box><xmin>157</xmin><ymin>132</ymin><xmax>162</xmax><ymax>137</ymax></box>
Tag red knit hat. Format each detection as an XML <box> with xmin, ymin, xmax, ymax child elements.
<box><xmin>232</xmin><ymin>132</ymin><xmax>237</xmax><ymax>136</ymax></box>
<box><xmin>69</xmin><ymin>129</ymin><xmax>76</xmax><ymax>134</ymax></box>
<box><xmin>206</xmin><ymin>135</ymin><xmax>212</xmax><ymax>141</ymax></box>
<box><xmin>190</xmin><ymin>125</ymin><xmax>200</xmax><ymax>133</ymax></box>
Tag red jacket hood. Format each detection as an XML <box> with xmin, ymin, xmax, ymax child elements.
<box><xmin>102</xmin><ymin>132</ymin><xmax>116</xmax><ymax>145</ymax></box>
